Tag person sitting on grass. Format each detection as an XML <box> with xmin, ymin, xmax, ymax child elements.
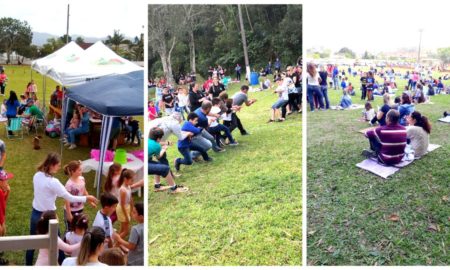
<box><xmin>61</xmin><ymin>226</ymin><xmax>107</xmax><ymax>266</ymax></box>
<box><xmin>148</xmin><ymin>127</ymin><xmax>188</xmax><ymax>193</ymax></box>
<box><xmin>364</xmin><ymin>109</ymin><xmax>407</xmax><ymax>165</ymax></box>
<box><xmin>406</xmin><ymin>111</ymin><xmax>431</xmax><ymax>158</ymax></box>
<box><xmin>398</xmin><ymin>93</ymin><xmax>415</xmax><ymax>126</ymax></box>
<box><xmin>175</xmin><ymin>112</ymin><xmax>212</xmax><ymax>172</ymax></box>
<box><xmin>115</xmin><ymin>202</ymin><xmax>144</xmax><ymax>266</ymax></box>
<box><xmin>346</xmin><ymin>82</ymin><xmax>355</xmax><ymax>96</ymax></box>
<box><xmin>370</xmin><ymin>93</ymin><xmax>392</xmax><ymax>126</ymax></box>
<box><xmin>259</xmin><ymin>76</ymin><xmax>271</xmax><ymax>91</ymax></box>
<box><xmin>362</xmin><ymin>102</ymin><xmax>375</xmax><ymax>122</ymax></box>
<box><xmin>339</xmin><ymin>89</ymin><xmax>352</xmax><ymax>109</ymax></box>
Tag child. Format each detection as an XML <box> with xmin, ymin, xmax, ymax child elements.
<box><xmin>177</xmin><ymin>87</ymin><xmax>189</xmax><ymax>120</ymax></box>
<box><xmin>347</xmin><ymin>82</ymin><xmax>355</xmax><ymax>96</ymax></box>
<box><xmin>362</xmin><ymin>102</ymin><xmax>375</xmax><ymax>121</ymax></box>
<box><xmin>64</xmin><ymin>161</ymin><xmax>92</xmax><ymax>230</ymax></box>
<box><xmin>174</xmin><ymin>113</ymin><xmax>212</xmax><ymax>172</ymax></box>
<box><xmin>161</xmin><ymin>87</ymin><xmax>174</xmax><ymax>115</ymax></box>
<box><xmin>68</xmin><ymin>111</ymin><xmax>80</xmax><ymax>130</ymax></box>
<box><xmin>64</xmin><ymin>213</ymin><xmax>89</xmax><ymax>257</ymax></box>
<box><xmin>35</xmin><ymin>211</ymin><xmax>80</xmax><ymax>265</ymax></box>
<box><xmin>339</xmin><ymin>90</ymin><xmax>352</xmax><ymax>109</ymax></box>
<box><xmin>148</xmin><ymin>100</ymin><xmax>157</xmax><ymax>120</ymax></box>
<box><xmin>103</xmin><ymin>163</ymin><xmax>122</xmax><ymax>223</ymax></box>
<box><xmin>209</xmin><ymin>98</ymin><xmax>238</xmax><ymax>147</ymax></box>
<box><xmin>0</xmin><ymin>174</ymin><xmax>10</xmax><ymax>238</ymax></box>
<box><xmin>115</xmin><ymin>202</ymin><xmax>144</xmax><ymax>266</ymax></box>
<box><xmin>340</xmin><ymin>77</ymin><xmax>347</xmax><ymax>91</ymax></box>
<box><xmin>99</xmin><ymin>248</ymin><xmax>126</xmax><ymax>266</ymax></box>
<box><xmin>116</xmin><ymin>169</ymin><xmax>135</xmax><ymax>239</ymax></box>
<box><xmin>93</xmin><ymin>193</ymin><xmax>118</xmax><ymax>248</ymax></box>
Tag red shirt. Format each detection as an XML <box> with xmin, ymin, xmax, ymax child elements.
<box><xmin>0</xmin><ymin>189</ymin><xmax>7</xmax><ymax>224</ymax></box>
<box><xmin>0</xmin><ymin>74</ymin><xmax>7</xmax><ymax>84</ymax></box>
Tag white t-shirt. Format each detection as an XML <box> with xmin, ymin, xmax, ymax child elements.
<box><xmin>35</xmin><ymin>237</ymin><xmax>80</xmax><ymax>265</ymax></box>
<box><xmin>307</xmin><ymin>73</ymin><xmax>320</xmax><ymax>86</ymax></box>
<box><xmin>62</xmin><ymin>257</ymin><xmax>107</xmax><ymax>266</ymax></box>
<box><xmin>32</xmin><ymin>172</ymin><xmax>86</xmax><ymax>212</ymax></box>
<box><xmin>93</xmin><ymin>211</ymin><xmax>113</xmax><ymax>238</ymax></box>
<box><xmin>178</xmin><ymin>93</ymin><xmax>189</xmax><ymax>107</ymax></box>
<box><xmin>207</xmin><ymin>106</ymin><xmax>221</xmax><ymax>127</ymax></box>
<box><xmin>65</xmin><ymin>232</ymin><xmax>84</xmax><ymax>257</ymax></box>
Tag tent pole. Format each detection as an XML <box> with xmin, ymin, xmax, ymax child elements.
<box><xmin>96</xmin><ymin>116</ymin><xmax>113</xmax><ymax>198</ymax></box>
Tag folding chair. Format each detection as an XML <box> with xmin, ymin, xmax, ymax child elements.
<box><xmin>5</xmin><ymin>117</ymin><xmax>24</xmax><ymax>139</ymax></box>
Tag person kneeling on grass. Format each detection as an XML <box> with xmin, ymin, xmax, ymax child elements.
<box><xmin>208</xmin><ymin>98</ymin><xmax>238</xmax><ymax>147</ymax></box>
<box><xmin>175</xmin><ymin>112</ymin><xmax>212</xmax><ymax>172</ymax></box>
<box><xmin>364</xmin><ymin>109</ymin><xmax>407</xmax><ymax>165</ymax></box>
<box><xmin>148</xmin><ymin>127</ymin><xmax>188</xmax><ymax>193</ymax></box>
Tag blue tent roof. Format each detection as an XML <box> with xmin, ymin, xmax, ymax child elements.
<box><xmin>65</xmin><ymin>70</ymin><xmax>143</xmax><ymax>116</ymax></box>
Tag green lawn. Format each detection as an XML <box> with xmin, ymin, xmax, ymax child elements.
<box><xmin>0</xmin><ymin>65</ymin><xmax>142</xmax><ymax>265</ymax></box>
<box><xmin>148</xmin><ymin>78</ymin><xmax>302</xmax><ymax>265</ymax></box>
<box><xmin>307</xmin><ymin>67</ymin><xmax>449</xmax><ymax>266</ymax></box>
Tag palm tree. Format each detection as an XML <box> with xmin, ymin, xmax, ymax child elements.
<box><xmin>106</xmin><ymin>30</ymin><xmax>125</xmax><ymax>51</ymax></box>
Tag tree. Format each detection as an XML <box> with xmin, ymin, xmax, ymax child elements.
<box><xmin>75</xmin><ymin>36</ymin><xmax>85</xmax><ymax>45</ymax></box>
<box><xmin>437</xmin><ymin>47</ymin><xmax>450</xmax><ymax>68</ymax></box>
<box><xmin>0</xmin><ymin>17</ymin><xmax>33</xmax><ymax>64</ymax></box>
<box><xmin>16</xmin><ymin>44</ymin><xmax>39</xmax><ymax>62</ymax></box>
<box><xmin>337</xmin><ymin>47</ymin><xmax>356</xmax><ymax>59</ymax></box>
<box><xmin>39</xmin><ymin>37</ymin><xmax>65</xmax><ymax>57</ymax></box>
<box><xmin>362</xmin><ymin>50</ymin><xmax>375</xmax><ymax>60</ymax></box>
<box><xmin>106</xmin><ymin>30</ymin><xmax>125</xmax><ymax>52</ymax></box>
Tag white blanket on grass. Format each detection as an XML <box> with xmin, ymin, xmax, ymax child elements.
<box><xmin>330</xmin><ymin>104</ymin><xmax>364</xmax><ymax>110</ymax></box>
<box><xmin>438</xmin><ymin>116</ymin><xmax>450</xmax><ymax>123</ymax></box>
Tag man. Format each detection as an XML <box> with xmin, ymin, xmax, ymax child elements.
<box><xmin>231</xmin><ymin>85</ymin><xmax>256</xmax><ymax>135</ymax></box>
<box><xmin>364</xmin><ymin>109</ymin><xmax>407</xmax><ymax>165</ymax></box>
<box><xmin>194</xmin><ymin>101</ymin><xmax>225</xmax><ymax>152</ymax></box>
<box><xmin>332</xmin><ymin>65</ymin><xmax>339</xmax><ymax>90</ymax></box>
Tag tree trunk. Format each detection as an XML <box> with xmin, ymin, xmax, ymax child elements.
<box><xmin>166</xmin><ymin>37</ymin><xmax>176</xmax><ymax>84</ymax></box>
<box><xmin>238</xmin><ymin>5</ymin><xmax>250</xmax><ymax>80</ymax></box>
<box><xmin>189</xmin><ymin>30</ymin><xmax>196</xmax><ymax>74</ymax></box>
<box><xmin>245</xmin><ymin>5</ymin><xmax>254</xmax><ymax>32</ymax></box>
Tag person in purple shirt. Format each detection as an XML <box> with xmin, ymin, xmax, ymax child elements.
<box><xmin>174</xmin><ymin>112</ymin><xmax>212</xmax><ymax>171</ymax></box>
<box><xmin>364</xmin><ymin>109</ymin><xmax>407</xmax><ymax>165</ymax></box>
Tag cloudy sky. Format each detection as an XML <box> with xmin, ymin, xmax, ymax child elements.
<box><xmin>305</xmin><ymin>0</ymin><xmax>450</xmax><ymax>54</ymax></box>
<box><xmin>0</xmin><ymin>0</ymin><xmax>144</xmax><ymax>38</ymax></box>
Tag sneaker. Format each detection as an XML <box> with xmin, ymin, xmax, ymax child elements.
<box><xmin>214</xmin><ymin>147</ymin><xmax>226</xmax><ymax>153</ymax></box>
<box><xmin>174</xmin><ymin>158</ymin><xmax>180</xmax><ymax>172</ymax></box>
<box><xmin>68</xmin><ymin>144</ymin><xmax>77</xmax><ymax>150</ymax></box>
<box><xmin>219</xmin><ymin>137</ymin><xmax>226</xmax><ymax>147</ymax></box>
<box><xmin>362</xmin><ymin>149</ymin><xmax>376</xmax><ymax>159</ymax></box>
<box><xmin>205</xmin><ymin>157</ymin><xmax>214</xmax><ymax>162</ymax></box>
<box><xmin>168</xmin><ymin>185</ymin><xmax>189</xmax><ymax>194</ymax></box>
<box><xmin>241</xmin><ymin>132</ymin><xmax>250</xmax><ymax>136</ymax></box>
<box><xmin>267</xmin><ymin>119</ymin><xmax>274</xmax><ymax>123</ymax></box>
<box><xmin>229</xmin><ymin>142</ymin><xmax>239</xmax><ymax>146</ymax></box>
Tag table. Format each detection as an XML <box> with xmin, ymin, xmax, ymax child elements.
<box><xmin>81</xmin><ymin>152</ymin><xmax>144</xmax><ymax>196</ymax></box>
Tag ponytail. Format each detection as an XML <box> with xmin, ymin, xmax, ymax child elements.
<box><xmin>411</xmin><ymin>111</ymin><xmax>431</xmax><ymax>134</ymax></box>
<box><xmin>63</xmin><ymin>160</ymin><xmax>82</xmax><ymax>176</ymax></box>
<box><xmin>117</xmin><ymin>169</ymin><xmax>135</xmax><ymax>187</ymax></box>
<box><xmin>77</xmin><ymin>227</ymin><xmax>105</xmax><ymax>266</ymax></box>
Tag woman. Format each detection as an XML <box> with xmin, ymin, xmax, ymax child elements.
<box><xmin>4</xmin><ymin>91</ymin><xmax>20</xmax><ymax>135</ymax></box>
<box><xmin>318</xmin><ymin>65</ymin><xmax>330</xmax><ymax>109</ymax></box>
<box><xmin>62</xmin><ymin>227</ymin><xmax>107</xmax><ymax>266</ymax></box>
<box><xmin>26</xmin><ymin>153</ymin><xmax>98</xmax><ymax>265</ymax></box>
<box><xmin>406</xmin><ymin>111</ymin><xmax>431</xmax><ymax>158</ymax></box>
<box><xmin>399</xmin><ymin>93</ymin><xmax>415</xmax><ymax>126</ymax></box>
<box><xmin>371</xmin><ymin>93</ymin><xmax>392</xmax><ymax>126</ymax></box>
<box><xmin>306</xmin><ymin>63</ymin><xmax>324</xmax><ymax>112</ymax></box>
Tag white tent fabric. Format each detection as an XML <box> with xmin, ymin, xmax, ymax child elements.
<box><xmin>46</xmin><ymin>41</ymin><xmax>143</xmax><ymax>86</ymax></box>
<box><xmin>31</xmin><ymin>41</ymin><xmax>85</xmax><ymax>75</ymax></box>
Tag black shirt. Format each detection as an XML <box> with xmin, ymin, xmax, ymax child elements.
<box><xmin>162</xmin><ymin>93</ymin><xmax>174</xmax><ymax>108</ymax></box>
<box><xmin>318</xmin><ymin>71</ymin><xmax>328</xmax><ymax>86</ymax></box>
<box><xmin>209</xmin><ymin>83</ymin><xmax>225</xmax><ymax>98</ymax></box>
<box><xmin>189</xmin><ymin>91</ymin><xmax>204</xmax><ymax>111</ymax></box>
<box><xmin>360</xmin><ymin>76</ymin><xmax>367</xmax><ymax>90</ymax></box>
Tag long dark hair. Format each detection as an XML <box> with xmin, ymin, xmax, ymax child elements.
<box><xmin>77</xmin><ymin>227</ymin><xmax>106</xmax><ymax>266</ymax></box>
<box><xmin>117</xmin><ymin>169</ymin><xmax>135</xmax><ymax>187</ymax></box>
<box><xmin>104</xmin><ymin>163</ymin><xmax>122</xmax><ymax>192</ymax></box>
<box><xmin>36</xmin><ymin>211</ymin><xmax>57</xmax><ymax>235</ymax></box>
<box><xmin>7</xmin><ymin>91</ymin><xmax>18</xmax><ymax>105</ymax></box>
<box><xmin>410</xmin><ymin>111</ymin><xmax>431</xmax><ymax>134</ymax></box>
<box><xmin>37</xmin><ymin>152</ymin><xmax>61</xmax><ymax>176</ymax></box>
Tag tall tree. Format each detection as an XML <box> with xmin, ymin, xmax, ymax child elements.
<box><xmin>0</xmin><ymin>17</ymin><xmax>33</xmax><ymax>64</ymax></box>
<box><xmin>238</xmin><ymin>5</ymin><xmax>250</xmax><ymax>79</ymax></box>
<box><xmin>106</xmin><ymin>30</ymin><xmax>125</xmax><ymax>51</ymax></box>
<box><xmin>182</xmin><ymin>5</ymin><xmax>206</xmax><ymax>75</ymax></box>
<box><xmin>437</xmin><ymin>47</ymin><xmax>450</xmax><ymax>68</ymax></box>
<box><xmin>75</xmin><ymin>36</ymin><xmax>85</xmax><ymax>45</ymax></box>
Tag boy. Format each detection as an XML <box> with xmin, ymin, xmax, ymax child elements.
<box><xmin>174</xmin><ymin>112</ymin><xmax>212</xmax><ymax>171</ymax></box>
<box><xmin>93</xmin><ymin>193</ymin><xmax>118</xmax><ymax>248</ymax></box>
<box><xmin>115</xmin><ymin>202</ymin><xmax>144</xmax><ymax>266</ymax></box>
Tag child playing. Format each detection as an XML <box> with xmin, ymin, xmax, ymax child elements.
<box><xmin>64</xmin><ymin>161</ymin><xmax>93</xmax><ymax>230</ymax></box>
<box><xmin>148</xmin><ymin>100</ymin><xmax>157</xmax><ymax>121</ymax></box>
<box><xmin>103</xmin><ymin>163</ymin><xmax>122</xmax><ymax>223</ymax></box>
<box><xmin>115</xmin><ymin>202</ymin><xmax>144</xmax><ymax>266</ymax></box>
<box><xmin>177</xmin><ymin>87</ymin><xmax>189</xmax><ymax>120</ymax></box>
<box><xmin>64</xmin><ymin>213</ymin><xmax>89</xmax><ymax>257</ymax></box>
<box><xmin>347</xmin><ymin>82</ymin><xmax>355</xmax><ymax>96</ymax></box>
<box><xmin>209</xmin><ymin>98</ymin><xmax>238</xmax><ymax>146</ymax></box>
<box><xmin>362</xmin><ymin>102</ymin><xmax>375</xmax><ymax>121</ymax></box>
<box><xmin>0</xmin><ymin>174</ymin><xmax>8</xmax><ymax>265</ymax></box>
<box><xmin>117</xmin><ymin>169</ymin><xmax>135</xmax><ymax>239</ymax></box>
<box><xmin>93</xmin><ymin>193</ymin><xmax>118</xmax><ymax>248</ymax></box>
<box><xmin>340</xmin><ymin>77</ymin><xmax>347</xmax><ymax>91</ymax></box>
<box><xmin>174</xmin><ymin>113</ymin><xmax>212</xmax><ymax>172</ymax></box>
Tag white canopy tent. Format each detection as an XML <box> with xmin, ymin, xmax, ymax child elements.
<box><xmin>46</xmin><ymin>41</ymin><xmax>142</xmax><ymax>86</ymax></box>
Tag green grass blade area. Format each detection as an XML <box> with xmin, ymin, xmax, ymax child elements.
<box><xmin>0</xmin><ymin>65</ymin><xmax>143</xmax><ymax>265</ymax></box>
<box><xmin>307</xmin><ymin>67</ymin><xmax>449</xmax><ymax>266</ymax></box>
<box><xmin>148</xmin><ymin>81</ymin><xmax>302</xmax><ymax>265</ymax></box>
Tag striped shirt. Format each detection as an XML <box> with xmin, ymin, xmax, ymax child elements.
<box><xmin>366</xmin><ymin>124</ymin><xmax>407</xmax><ymax>165</ymax></box>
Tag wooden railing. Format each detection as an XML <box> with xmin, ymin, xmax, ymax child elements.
<box><xmin>0</xmin><ymin>219</ymin><xmax>58</xmax><ymax>265</ymax></box>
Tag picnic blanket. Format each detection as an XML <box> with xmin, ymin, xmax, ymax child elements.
<box><xmin>330</xmin><ymin>104</ymin><xmax>364</xmax><ymax>110</ymax></box>
<box><xmin>438</xmin><ymin>116</ymin><xmax>450</xmax><ymax>123</ymax></box>
<box><xmin>356</xmin><ymin>144</ymin><xmax>441</xmax><ymax>179</ymax></box>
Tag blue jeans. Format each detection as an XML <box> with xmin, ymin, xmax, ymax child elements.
<box><xmin>67</xmin><ymin>127</ymin><xmax>89</xmax><ymax>144</ymax></box>
<box><xmin>307</xmin><ymin>85</ymin><xmax>324</xmax><ymax>111</ymax></box>
<box><xmin>148</xmin><ymin>160</ymin><xmax>170</xmax><ymax>177</ymax></box>
<box><xmin>201</xmin><ymin>129</ymin><xmax>221</xmax><ymax>151</ymax></box>
<box><xmin>208</xmin><ymin>124</ymin><xmax>235</xmax><ymax>146</ymax></box>
<box><xmin>320</xmin><ymin>85</ymin><xmax>330</xmax><ymax>109</ymax></box>
<box><xmin>177</xmin><ymin>144</ymin><xmax>209</xmax><ymax>166</ymax></box>
<box><xmin>333</xmin><ymin>76</ymin><xmax>339</xmax><ymax>90</ymax></box>
<box><xmin>178</xmin><ymin>106</ymin><xmax>189</xmax><ymax>120</ymax></box>
<box><xmin>191</xmin><ymin>134</ymin><xmax>212</xmax><ymax>159</ymax></box>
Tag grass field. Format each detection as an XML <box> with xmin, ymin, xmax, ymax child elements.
<box><xmin>0</xmin><ymin>65</ymin><xmax>142</xmax><ymax>265</ymax></box>
<box><xmin>307</xmin><ymin>67</ymin><xmax>449</xmax><ymax>266</ymax></box>
<box><xmin>148</xmin><ymin>78</ymin><xmax>302</xmax><ymax>265</ymax></box>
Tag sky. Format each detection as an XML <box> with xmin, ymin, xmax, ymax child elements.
<box><xmin>304</xmin><ymin>0</ymin><xmax>450</xmax><ymax>54</ymax></box>
<box><xmin>0</xmin><ymin>0</ymin><xmax>145</xmax><ymax>38</ymax></box>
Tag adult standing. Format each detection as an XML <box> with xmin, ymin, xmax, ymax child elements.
<box><xmin>26</xmin><ymin>153</ymin><xmax>98</xmax><ymax>265</ymax></box>
<box><xmin>332</xmin><ymin>65</ymin><xmax>339</xmax><ymax>90</ymax></box>
<box><xmin>366</xmin><ymin>71</ymin><xmax>375</xmax><ymax>101</ymax></box>
<box><xmin>235</xmin><ymin>64</ymin><xmax>241</xmax><ymax>81</ymax></box>
<box><xmin>232</xmin><ymin>85</ymin><xmax>256</xmax><ymax>135</ymax></box>
<box><xmin>318</xmin><ymin>65</ymin><xmax>330</xmax><ymax>109</ymax></box>
<box><xmin>0</xmin><ymin>70</ymin><xmax>7</xmax><ymax>96</ymax></box>
<box><xmin>188</xmin><ymin>83</ymin><xmax>207</xmax><ymax>112</ymax></box>
<box><xmin>274</xmin><ymin>58</ymin><xmax>282</xmax><ymax>74</ymax></box>
<box><xmin>306</xmin><ymin>63</ymin><xmax>324</xmax><ymax>112</ymax></box>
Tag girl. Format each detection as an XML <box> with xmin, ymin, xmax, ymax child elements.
<box><xmin>4</xmin><ymin>91</ymin><xmax>20</xmax><ymax>135</ymax></box>
<box><xmin>117</xmin><ymin>169</ymin><xmax>135</xmax><ymax>238</ymax></box>
<box><xmin>64</xmin><ymin>160</ymin><xmax>92</xmax><ymax>229</ymax></box>
<box><xmin>399</xmin><ymin>93</ymin><xmax>415</xmax><ymax>126</ymax></box>
<box><xmin>103</xmin><ymin>163</ymin><xmax>122</xmax><ymax>223</ymax></box>
<box><xmin>177</xmin><ymin>87</ymin><xmax>189</xmax><ymax>120</ymax></box>
<box><xmin>35</xmin><ymin>211</ymin><xmax>80</xmax><ymax>265</ymax></box>
<box><xmin>406</xmin><ymin>111</ymin><xmax>431</xmax><ymax>158</ymax></box>
<box><xmin>65</xmin><ymin>213</ymin><xmax>89</xmax><ymax>257</ymax></box>
<box><xmin>26</xmin><ymin>153</ymin><xmax>97</xmax><ymax>265</ymax></box>
<box><xmin>68</xmin><ymin>111</ymin><xmax>80</xmax><ymax>130</ymax></box>
<box><xmin>62</xmin><ymin>226</ymin><xmax>107</xmax><ymax>266</ymax></box>
<box><xmin>148</xmin><ymin>100</ymin><xmax>157</xmax><ymax>120</ymax></box>
<box><xmin>362</xmin><ymin>102</ymin><xmax>375</xmax><ymax>121</ymax></box>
